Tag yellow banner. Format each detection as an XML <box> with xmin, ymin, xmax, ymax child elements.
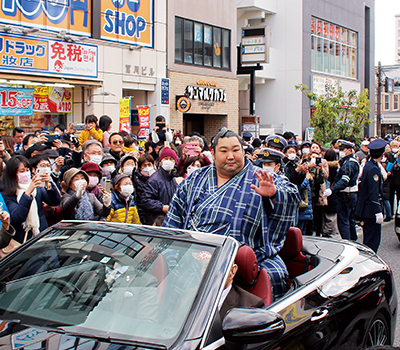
<box><xmin>119</xmin><ymin>98</ymin><xmax>131</xmax><ymax>133</ymax></box>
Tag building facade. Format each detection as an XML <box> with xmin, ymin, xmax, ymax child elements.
<box><xmin>167</xmin><ymin>0</ymin><xmax>238</xmax><ymax>141</ymax></box>
<box><xmin>0</xmin><ymin>0</ymin><xmax>167</xmax><ymax>136</ymax></box>
<box><xmin>395</xmin><ymin>14</ymin><xmax>400</xmax><ymax>64</ymax></box>
<box><xmin>237</xmin><ymin>0</ymin><xmax>375</xmax><ymax>139</ymax></box>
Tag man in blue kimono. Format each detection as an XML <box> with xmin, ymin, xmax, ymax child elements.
<box><xmin>163</xmin><ymin>128</ymin><xmax>300</xmax><ymax>299</ymax></box>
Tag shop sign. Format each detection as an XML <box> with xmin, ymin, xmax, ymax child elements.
<box><xmin>185</xmin><ymin>86</ymin><xmax>227</xmax><ymax>102</ymax></box>
<box><xmin>0</xmin><ymin>87</ymin><xmax>33</xmax><ymax>116</ymax></box>
<box><xmin>176</xmin><ymin>95</ymin><xmax>191</xmax><ymax>113</ymax></box>
<box><xmin>0</xmin><ymin>0</ymin><xmax>91</xmax><ymax>36</ymax></box>
<box><xmin>0</xmin><ymin>33</ymin><xmax>98</xmax><ymax>78</ymax></box>
<box><xmin>32</xmin><ymin>86</ymin><xmax>73</xmax><ymax>113</ymax></box>
<box><xmin>101</xmin><ymin>0</ymin><xmax>154</xmax><ymax>48</ymax></box>
<box><xmin>138</xmin><ymin>105</ymin><xmax>150</xmax><ymax>138</ymax></box>
<box><xmin>119</xmin><ymin>98</ymin><xmax>131</xmax><ymax>133</ymax></box>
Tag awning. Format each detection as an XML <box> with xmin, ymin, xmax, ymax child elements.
<box><xmin>0</xmin><ymin>73</ymin><xmax>103</xmax><ymax>87</ymax></box>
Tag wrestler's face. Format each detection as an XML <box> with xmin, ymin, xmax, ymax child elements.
<box><xmin>212</xmin><ymin>137</ymin><xmax>245</xmax><ymax>178</ymax></box>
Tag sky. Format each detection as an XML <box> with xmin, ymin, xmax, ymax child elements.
<box><xmin>375</xmin><ymin>0</ymin><xmax>400</xmax><ymax>65</ymax></box>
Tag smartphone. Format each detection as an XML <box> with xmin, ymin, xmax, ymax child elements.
<box><xmin>58</xmin><ymin>147</ymin><xmax>71</xmax><ymax>157</ymax></box>
<box><xmin>186</xmin><ymin>142</ymin><xmax>199</xmax><ymax>156</ymax></box>
<box><xmin>301</xmin><ymin>158</ymin><xmax>308</xmax><ymax>164</ymax></box>
<box><xmin>37</xmin><ymin>167</ymin><xmax>50</xmax><ymax>176</ymax></box>
<box><xmin>45</xmin><ymin>134</ymin><xmax>59</xmax><ymax>144</ymax></box>
<box><xmin>157</xmin><ymin>123</ymin><xmax>166</xmax><ymax>133</ymax></box>
<box><xmin>316</xmin><ymin>157</ymin><xmax>322</xmax><ymax>166</ymax></box>
<box><xmin>73</xmin><ymin>123</ymin><xmax>86</xmax><ymax>131</ymax></box>
<box><xmin>104</xmin><ymin>179</ymin><xmax>111</xmax><ymax>192</ymax></box>
<box><xmin>164</xmin><ymin>141</ymin><xmax>170</xmax><ymax>148</ymax></box>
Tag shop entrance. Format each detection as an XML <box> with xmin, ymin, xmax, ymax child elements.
<box><xmin>183</xmin><ymin>114</ymin><xmax>204</xmax><ymax>135</ymax></box>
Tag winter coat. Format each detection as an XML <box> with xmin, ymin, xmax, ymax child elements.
<box><xmin>282</xmin><ymin>158</ymin><xmax>305</xmax><ymax>190</ymax></box>
<box><xmin>60</xmin><ymin>191</ymin><xmax>110</xmax><ymax>220</ymax></box>
<box><xmin>298</xmin><ymin>177</ymin><xmax>313</xmax><ymax>221</ymax></box>
<box><xmin>134</xmin><ymin>170</ymin><xmax>151</xmax><ymax>225</ymax></box>
<box><xmin>77</xmin><ymin>127</ymin><xmax>103</xmax><ymax>146</ymax></box>
<box><xmin>309</xmin><ymin>167</ymin><xmax>328</xmax><ymax>206</ymax></box>
<box><xmin>107</xmin><ymin>191</ymin><xmax>141</xmax><ymax>224</ymax></box>
<box><xmin>141</xmin><ymin>167</ymin><xmax>178</xmax><ymax>224</ymax></box>
<box><xmin>2</xmin><ymin>183</ymin><xmax>61</xmax><ymax>243</ymax></box>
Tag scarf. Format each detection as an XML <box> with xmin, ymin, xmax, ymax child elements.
<box><xmin>17</xmin><ymin>182</ymin><xmax>39</xmax><ymax>242</ymax></box>
<box><xmin>68</xmin><ymin>189</ymin><xmax>94</xmax><ymax>221</ymax></box>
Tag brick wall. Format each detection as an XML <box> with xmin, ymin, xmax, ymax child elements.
<box><xmin>168</xmin><ymin>70</ymin><xmax>239</xmax><ymax>140</ymax></box>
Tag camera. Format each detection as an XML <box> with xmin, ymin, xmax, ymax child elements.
<box><xmin>64</xmin><ymin>155</ymin><xmax>74</xmax><ymax>166</ymax></box>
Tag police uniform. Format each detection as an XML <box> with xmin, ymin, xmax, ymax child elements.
<box><xmin>355</xmin><ymin>139</ymin><xmax>386</xmax><ymax>253</ymax></box>
<box><xmin>329</xmin><ymin>140</ymin><xmax>360</xmax><ymax>240</ymax></box>
<box><xmin>265</xmin><ymin>135</ymin><xmax>288</xmax><ymax>151</ymax></box>
<box><xmin>259</xmin><ymin>148</ymin><xmax>287</xmax><ymax>178</ymax></box>
<box><xmin>242</xmin><ymin>131</ymin><xmax>254</xmax><ymax>154</ymax></box>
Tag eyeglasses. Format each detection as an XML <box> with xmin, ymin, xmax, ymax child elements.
<box><xmin>112</xmin><ymin>140</ymin><xmax>124</xmax><ymax>145</ymax></box>
<box><xmin>87</xmin><ymin>152</ymin><xmax>103</xmax><ymax>156</ymax></box>
<box><xmin>37</xmin><ymin>163</ymin><xmax>51</xmax><ymax>168</ymax></box>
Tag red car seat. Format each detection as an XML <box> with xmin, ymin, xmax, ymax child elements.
<box><xmin>234</xmin><ymin>245</ymin><xmax>273</xmax><ymax>306</ymax></box>
<box><xmin>279</xmin><ymin>227</ymin><xmax>312</xmax><ymax>287</ymax></box>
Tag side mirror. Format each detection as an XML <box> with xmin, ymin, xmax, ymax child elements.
<box><xmin>222</xmin><ymin>308</ymin><xmax>285</xmax><ymax>344</ymax></box>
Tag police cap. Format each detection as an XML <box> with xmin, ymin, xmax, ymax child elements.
<box><xmin>260</xmin><ymin>147</ymin><xmax>285</xmax><ymax>163</ymax></box>
<box><xmin>242</xmin><ymin>131</ymin><xmax>252</xmax><ymax>141</ymax></box>
<box><xmin>337</xmin><ymin>139</ymin><xmax>354</xmax><ymax>150</ymax></box>
<box><xmin>367</xmin><ymin>139</ymin><xmax>387</xmax><ymax>159</ymax></box>
<box><xmin>266</xmin><ymin>135</ymin><xmax>288</xmax><ymax>150</ymax></box>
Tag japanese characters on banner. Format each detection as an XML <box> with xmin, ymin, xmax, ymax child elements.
<box><xmin>0</xmin><ymin>87</ymin><xmax>33</xmax><ymax>116</ymax></box>
<box><xmin>33</xmin><ymin>86</ymin><xmax>73</xmax><ymax>113</ymax></box>
<box><xmin>0</xmin><ymin>33</ymin><xmax>98</xmax><ymax>78</ymax></box>
<box><xmin>138</xmin><ymin>106</ymin><xmax>150</xmax><ymax>139</ymax></box>
<box><xmin>101</xmin><ymin>0</ymin><xmax>154</xmax><ymax>48</ymax></box>
<box><xmin>119</xmin><ymin>98</ymin><xmax>131</xmax><ymax>133</ymax></box>
<box><xmin>0</xmin><ymin>0</ymin><xmax>91</xmax><ymax>36</ymax></box>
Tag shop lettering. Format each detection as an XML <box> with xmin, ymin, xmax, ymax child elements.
<box><xmin>185</xmin><ymin>86</ymin><xmax>227</xmax><ymax>102</ymax></box>
<box><xmin>104</xmin><ymin>9</ymin><xmax>146</xmax><ymax>39</ymax></box>
<box><xmin>0</xmin><ymin>89</ymin><xmax>32</xmax><ymax>109</ymax></box>
<box><xmin>197</xmin><ymin>80</ymin><xmax>217</xmax><ymax>87</ymax></box>
<box><xmin>58</xmin><ymin>101</ymin><xmax>72</xmax><ymax>112</ymax></box>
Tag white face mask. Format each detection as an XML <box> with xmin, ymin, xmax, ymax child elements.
<box><xmin>74</xmin><ymin>179</ymin><xmax>87</xmax><ymax>191</ymax></box>
<box><xmin>382</xmin><ymin>156</ymin><xmax>387</xmax><ymax>162</ymax></box>
<box><xmin>175</xmin><ymin>140</ymin><xmax>182</xmax><ymax>145</ymax></box>
<box><xmin>187</xmin><ymin>166</ymin><xmax>198</xmax><ymax>176</ymax></box>
<box><xmin>88</xmin><ymin>176</ymin><xmax>99</xmax><ymax>188</ymax></box>
<box><xmin>161</xmin><ymin>159</ymin><xmax>175</xmax><ymax>172</ymax></box>
<box><xmin>262</xmin><ymin>165</ymin><xmax>276</xmax><ymax>174</ymax></box>
<box><xmin>309</xmin><ymin>158</ymin><xmax>316</xmax><ymax>165</ymax></box>
<box><xmin>54</xmin><ymin>131</ymin><xmax>60</xmax><ymax>136</ymax></box>
<box><xmin>302</xmin><ymin>148</ymin><xmax>310</xmax><ymax>154</ymax></box>
<box><xmin>334</xmin><ymin>149</ymin><xmax>339</xmax><ymax>153</ymax></box>
<box><xmin>287</xmin><ymin>153</ymin><xmax>296</xmax><ymax>161</ymax></box>
<box><xmin>392</xmin><ymin>148</ymin><xmax>399</xmax><ymax>153</ymax></box>
<box><xmin>122</xmin><ymin>165</ymin><xmax>134</xmax><ymax>176</ymax></box>
<box><xmin>120</xmin><ymin>184</ymin><xmax>134</xmax><ymax>198</ymax></box>
<box><xmin>102</xmin><ymin>165</ymin><xmax>115</xmax><ymax>176</ymax></box>
<box><xmin>142</xmin><ymin>166</ymin><xmax>155</xmax><ymax>177</ymax></box>
<box><xmin>89</xmin><ymin>155</ymin><xmax>102</xmax><ymax>165</ymax></box>
<box><xmin>339</xmin><ymin>151</ymin><xmax>346</xmax><ymax>159</ymax></box>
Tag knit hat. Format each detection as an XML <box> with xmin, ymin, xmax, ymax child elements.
<box><xmin>82</xmin><ymin>139</ymin><xmax>103</xmax><ymax>151</ymax></box>
<box><xmin>159</xmin><ymin>147</ymin><xmax>177</xmax><ymax>163</ymax></box>
<box><xmin>100</xmin><ymin>154</ymin><xmax>118</xmax><ymax>167</ymax></box>
<box><xmin>112</xmin><ymin>173</ymin><xmax>130</xmax><ymax>188</ymax></box>
<box><xmin>81</xmin><ymin>162</ymin><xmax>102</xmax><ymax>178</ymax></box>
<box><xmin>63</xmin><ymin>168</ymin><xmax>89</xmax><ymax>189</ymax></box>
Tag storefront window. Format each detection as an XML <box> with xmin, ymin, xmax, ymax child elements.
<box><xmin>184</xmin><ymin>20</ymin><xmax>193</xmax><ymax>64</ymax></box>
<box><xmin>311</xmin><ymin>17</ymin><xmax>357</xmax><ymax>79</ymax></box>
<box><xmin>394</xmin><ymin>95</ymin><xmax>399</xmax><ymax>110</ymax></box>
<box><xmin>176</xmin><ymin>17</ymin><xmax>230</xmax><ymax>70</ymax></box>
<box><xmin>175</xmin><ymin>18</ymin><xmax>183</xmax><ymax>63</ymax></box>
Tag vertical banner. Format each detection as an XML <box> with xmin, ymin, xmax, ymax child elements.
<box><xmin>119</xmin><ymin>98</ymin><xmax>131</xmax><ymax>133</ymax></box>
<box><xmin>138</xmin><ymin>106</ymin><xmax>150</xmax><ymax>139</ymax></box>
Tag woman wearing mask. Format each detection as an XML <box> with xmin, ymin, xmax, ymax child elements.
<box><xmin>142</xmin><ymin>147</ymin><xmax>178</xmax><ymax>224</ymax></box>
<box><xmin>178</xmin><ymin>156</ymin><xmax>207</xmax><ymax>178</ymax></box>
<box><xmin>107</xmin><ymin>174</ymin><xmax>141</xmax><ymax>224</ymax></box>
<box><xmin>1</xmin><ymin>155</ymin><xmax>61</xmax><ymax>243</ymax></box>
<box><xmin>81</xmin><ymin>162</ymin><xmax>105</xmax><ymax>203</ymax></box>
<box><xmin>300</xmin><ymin>141</ymin><xmax>311</xmax><ymax>157</ymax></box>
<box><xmin>60</xmin><ymin>168</ymin><xmax>111</xmax><ymax>221</ymax></box>
<box><xmin>100</xmin><ymin>155</ymin><xmax>117</xmax><ymax>180</ymax></box>
<box><xmin>117</xmin><ymin>155</ymin><xmax>137</xmax><ymax>178</ymax></box>
<box><xmin>134</xmin><ymin>154</ymin><xmax>155</xmax><ymax>225</ymax></box>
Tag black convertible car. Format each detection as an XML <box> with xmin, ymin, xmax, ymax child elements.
<box><xmin>0</xmin><ymin>221</ymin><xmax>395</xmax><ymax>350</ymax></box>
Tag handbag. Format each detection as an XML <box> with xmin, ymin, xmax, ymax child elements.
<box><xmin>299</xmin><ymin>189</ymin><xmax>309</xmax><ymax>210</ymax></box>
<box><xmin>0</xmin><ymin>238</ymin><xmax>20</xmax><ymax>259</ymax></box>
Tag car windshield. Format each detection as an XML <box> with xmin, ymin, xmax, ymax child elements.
<box><xmin>0</xmin><ymin>227</ymin><xmax>216</xmax><ymax>345</ymax></box>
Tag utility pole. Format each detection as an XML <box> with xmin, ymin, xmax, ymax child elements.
<box><xmin>376</xmin><ymin>61</ymin><xmax>382</xmax><ymax>138</ymax></box>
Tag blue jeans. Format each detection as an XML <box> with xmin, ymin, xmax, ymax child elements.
<box><xmin>383</xmin><ymin>199</ymin><xmax>392</xmax><ymax>218</ymax></box>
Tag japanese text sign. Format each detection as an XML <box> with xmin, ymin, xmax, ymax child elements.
<box><xmin>0</xmin><ymin>0</ymin><xmax>91</xmax><ymax>36</ymax></box>
<box><xmin>101</xmin><ymin>0</ymin><xmax>154</xmax><ymax>48</ymax></box>
<box><xmin>119</xmin><ymin>98</ymin><xmax>131</xmax><ymax>133</ymax></box>
<box><xmin>0</xmin><ymin>33</ymin><xmax>98</xmax><ymax>78</ymax></box>
<box><xmin>33</xmin><ymin>86</ymin><xmax>73</xmax><ymax>113</ymax></box>
<box><xmin>0</xmin><ymin>87</ymin><xmax>33</xmax><ymax>116</ymax></box>
<box><xmin>138</xmin><ymin>106</ymin><xmax>150</xmax><ymax>128</ymax></box>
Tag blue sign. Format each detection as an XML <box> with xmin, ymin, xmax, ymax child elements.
<box><xmin>0</xmin><ymin>87</ymin><xmax>34</xmax><ymax>116</ymax></box>
<box><xmin>161</xmin><ymin>78</ymin><xmax>169</xmax><ymax>105</ymax></box>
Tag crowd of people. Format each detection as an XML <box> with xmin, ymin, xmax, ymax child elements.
<box><xmin>0</xmin><ymin>114</ymin><xmax>394</xmax><ymax>295</ymax></box>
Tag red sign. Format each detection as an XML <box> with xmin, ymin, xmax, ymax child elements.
<box><xmin>138</xmin><ymin>128</ymin><xmax>150</xmax><ymax>139</ymax></box>
<box><xmin>138</xmin><ymin>106</ymin><xmax>150</xmax><ymax>128</ymax></box>
<box><xmin>33</xmin><ymin>87</ymin><xmax>73</xmax><ymax>113</ymax></box>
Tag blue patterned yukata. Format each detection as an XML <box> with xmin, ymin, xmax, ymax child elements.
<box><xmin>163</xmin><ymin>158</ymin><xmax>300</xmax><ymax>299</ymax></box>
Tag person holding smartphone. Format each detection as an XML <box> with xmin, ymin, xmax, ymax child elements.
<box><xmin>177</xmin><ymin>135</ymin><xmax>211</xmax><ymax>174</ymax></box>
<box><xmin>1</xmin><ymin>155</ymin><xmax>61</xmax><ymax>243</ymax></box>
<box><xmin>151</xmin><ymin>115</ymin><xmax>173</xmax><ymax>144</ymax></box>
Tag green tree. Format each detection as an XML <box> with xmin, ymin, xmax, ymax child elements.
<box><xmin>295</xmin><ymin>83</ymin><xmax>371</xmax><ymax>144</ymax></box>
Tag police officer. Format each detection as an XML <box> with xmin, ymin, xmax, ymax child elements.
<box><xmin>355</xmin><ymin>139</ymin><xmax>386</xmax><ymax>253</ymax></box>
<box><xmin>259</xmin><ymin>148</ymin><xmax>287</xmax><ymax>177</ymax></box>
<box><xmin>323</xmin><ymin>139</ymin><xmax>359</xmax><ymax>240</ymax></box>
<box><xmin>242</xmin><ymin>131</ymin><xmax>255</xmax><ymax>155</ymax></box>
<box><xmin>265</xmin><ymin>135</ymin><xmax>288</xmax><ymax>151</ymax></box>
